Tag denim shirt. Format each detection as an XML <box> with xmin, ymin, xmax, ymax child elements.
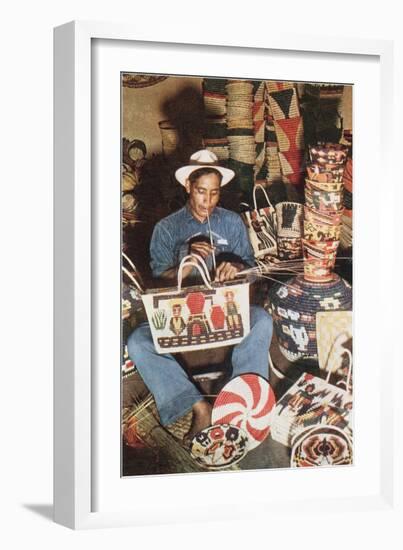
<box><xmin>150</xmin><ymin>205</ymin><xmax>255</xmax><ymax>277</ymax></box>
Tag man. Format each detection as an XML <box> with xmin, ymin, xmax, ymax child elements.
<box><xmin>127</xmin><ymin>150</ymin><xmax>273</xmax><ymax>444</ymax></box>
<box><xmin>169</xmin><ymin>301</ymin><xmax>186</xmax><ymax>336</ymax></box>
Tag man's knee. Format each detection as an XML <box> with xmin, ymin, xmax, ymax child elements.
<box><xmin>251</xmin><ymin>306</ymin><xmax>273</xmax><ymax>332</ymax></box>
<box><xmin>127</xmin><ymin>324</ymin><xmax>153</xmax><ymax>360</ymax></box>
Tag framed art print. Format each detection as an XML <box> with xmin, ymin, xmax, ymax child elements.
<box><xmin>120</xmin><ymin>72</ymin><xmax>353</xmax><ymax>477</ymax></box>
<box><xmin>54</xmin><ymin>21</ymin><xmax>399</xmax><ymax>532</ymax></box>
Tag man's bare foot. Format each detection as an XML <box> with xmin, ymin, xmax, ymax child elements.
<box><xmin>183</xmin><ymin>400</ymin><xmax>212</xmax><ymax>448</ymax></box>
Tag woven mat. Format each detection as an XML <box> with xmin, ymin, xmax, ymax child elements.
<box><xmin>124</xmin><ymin>393</ymin><xmax>193</xmax><ymax>442</ymax></box>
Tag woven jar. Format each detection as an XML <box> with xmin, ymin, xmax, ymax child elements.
<box><xmin>267</xmin><ymin>274</ymin><xmax>352</xmax><ymax>362</ymax></box>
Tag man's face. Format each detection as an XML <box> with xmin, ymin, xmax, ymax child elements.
<box><xmin>172</xmin><ymin>305</ymin><xmax>182</xmax><ymax>317</ymax></box>
<box><xmin>185</xmin><ymin>173</ymin><xmax>221</xmax><ymax>222</ymax></box>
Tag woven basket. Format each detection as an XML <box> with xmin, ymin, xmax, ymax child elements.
<box><xmin>306</xmin><ymin>163</ymin><xmax>345</xmax><ymax>184</ymax></box>
<box><xmin>302</xmin><ymin>239</ymin><xmax>339</xmax><ymax>282</ymax></box>
<box><xmin>303</xmin><ymin>219</ymin><xmax>341</xmax><ymax>241</ymax></box>
<box><xmin>275</xmin><ymin>201</ymin><xmax>303</xmax><ymax>238</ymax></box>
<box><xmin>277</xmin><ymin>236</ymin><xmax>303</xmax><ymax>260</ymax></box>
<box><xmin>305</xmin><ymin>176</ymin><xmax>344</xmax><ymax>192</ymax></box>
<box><xmin>267</xmin><ymin>274</ymin><xmax>352</xmax><ymax>362</ymax></box>
<box><xmin>158</xmin><ymin>120</ymin><xmax>180</xmax><ymax>156</ymax></box>
<box><xmin>309</xmin><ymin>143</ymin><xmax>349</xmax><ymax>163</ymax></box>
<box><xmin>305</xmin><ymin>181</ymin><xmax>344</xmax><ymax>213</ymax></box>
<box><xmin>304</xmin><ymin>205</ymin><xmax>343</xmax><ymax>226</ymax></box>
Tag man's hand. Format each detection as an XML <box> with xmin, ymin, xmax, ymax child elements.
<box><xmin>189</xmin><ymin>241</ymin><xmax>215</xmax><ymax>259</ymax></box>
<box><xmin>214</xmin><ymin>261</ymin><xmax>241</xmax><ymax>282</ymax></box>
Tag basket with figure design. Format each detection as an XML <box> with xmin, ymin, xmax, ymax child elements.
<box><xmin>271</xmin><ymin>350</ymin><xmax>353</xmax><ymax>449</ymax></box>
<box><xmin>141</xmin><ymin>255</ymin><xmax>250</xmax><ymax>354</ymax></box>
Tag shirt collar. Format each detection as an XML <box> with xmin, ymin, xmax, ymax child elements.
<box><xmin>184</xmin><ymin>203</ymin><xmax>219</xmax><ymax>224</ymax></box>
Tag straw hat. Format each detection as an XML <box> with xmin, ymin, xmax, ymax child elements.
<box><xmin>175</xmin><ymin>149</ymin><xmax>235</xmax><ymax>186</ymax></box>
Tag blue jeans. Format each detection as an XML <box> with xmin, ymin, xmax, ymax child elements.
<box><xmin>127</xmin><ymin>305</ymin><xmax>273</xmax><ymax>426</ymax></box>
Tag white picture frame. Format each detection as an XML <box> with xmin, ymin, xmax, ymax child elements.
<box><xmin>54</xmin><ymin>20</ymin><xmax>400</xmax><ymax>533</ymax></box>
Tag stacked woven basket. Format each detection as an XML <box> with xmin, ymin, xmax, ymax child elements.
<box><xmin>265</xmin><ymin>81</ymin><xmax>305</xmax><ymax>186</ymax></box>
<box><xmin>263</xmin><ymin>82</ymin><xmax>282</xmax><ymax>185</ymax></box>
<box><xmin>340</xmin><ymin>156</ymin><xmax>353</xmax><ymax>249</ymax></box>
<box><xmin>303</xmin><ymin>143</ymin><xmax>349</xmax><ymax>283</ymax></box>
<box><xmin>202</xmin><ymin>79</ymin><xmax>229</xmax><ymax>161</ymax></box>
<box><xmin>252</xmin><ymin>81</ymin><xmax>266</xmax><ymax>182</ymax></box>
<box><xmin>268</xmin><ymin>142</ymin><xmax>352</xmax><ymax>362</ymax></box>
<box><xmin>225</xmin><ymin>80</ymin><xmax>255</xmax><ymax>193</ymax></box>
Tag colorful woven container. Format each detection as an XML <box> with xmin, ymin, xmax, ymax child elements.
<box><xmin>290</xmin><ymin>425</ymin><xmax>353</xmax><ymax>467</ymax></box>
<box><xmin>275</xmin><ymin>201</ymin><xmax>304</xmax><ymax>238</ymax></box>
<box><xmin>267</xmin><ymin>274</ymin><xmax>352</xmax><ymax>362</ymax></box>
<box><xmin>303</xmin><ymin>219</ymin><xmax>341</xmax><ymax>242</ymax></box>
<box><xmin>190</xmin><ymin>423</ymin><xmax>249</xmax><ymax>470</ymax></box>
<box><xmin>212</xmin><ymin>374</ymin><xmax>276</xmax><ymax>450</ymax></box>
<box><xmin>277</xmin><ymin>236</ymin><xmax>303</xmax><ymax>260</ymax></box>
<box><xmin>305</xmin><ymin>180</ymin><xmax>344</xmax><ymax>213</ymax></box>
<box><xmin>309</xmin><ymin>143</ymin><xmax>349</xmax><ymax>165</ymax></box>
<box><xmin>302</xmin><ymin>239</ymin><xmax>339</xmax><ymax>282</ymax></box>
<box><xmin>306</xmin><ymin>163</ymin><xmax>345</xmax><ymax>184</ymax></box>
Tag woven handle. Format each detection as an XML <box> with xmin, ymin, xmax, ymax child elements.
<box><xmin>177</xmin><ymin>262</ymin><xmax>213</xmax><ymax>291</ymax></box>
<box><xmin>122</xmin><ymin>266</ymin><xmax>143</xmax><ymax>293</ymax></box>
<box><xmin>122</xmin><ymin>252</ymin><xmax>144</xmax><ymax>292</ymax></box>
<box><xmin>177</xmin><ymin>254</ymin><xmax>212</xmax><ymax>291</ymax></box>
<box><xmin>335</xmin><ymin>348</ymin><xmax>353</xmax><ymax>392</ymax></box>
<box><xmin>325</xmin><ymin>333</ymin><xmax>352</xmax><ymax>390</ymax></box>
<box><xmin>122</xmin><ymin>251</ymin><xmax>138</xmax><ymax>273</ymax></box>
<box><xmin>253</xmin><ymin>183</ymin><xmax>274</xmax><ymax>211</ymax></box>
<box><xmin>178</xmin><ymin>254</ymin><xmax>211</xmax><ymax>282</ymax></box>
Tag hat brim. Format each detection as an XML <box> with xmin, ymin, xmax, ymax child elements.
<box><xmin>175</xmin><ymin>164</ymin><xmax>235</xmax><ymax>187</ymax></box>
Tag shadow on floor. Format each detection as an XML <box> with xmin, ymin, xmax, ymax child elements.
<box><xmin>23</xmin><ymin>504</ymin><xmax>53</xmax><ymax>522</ymax></box>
